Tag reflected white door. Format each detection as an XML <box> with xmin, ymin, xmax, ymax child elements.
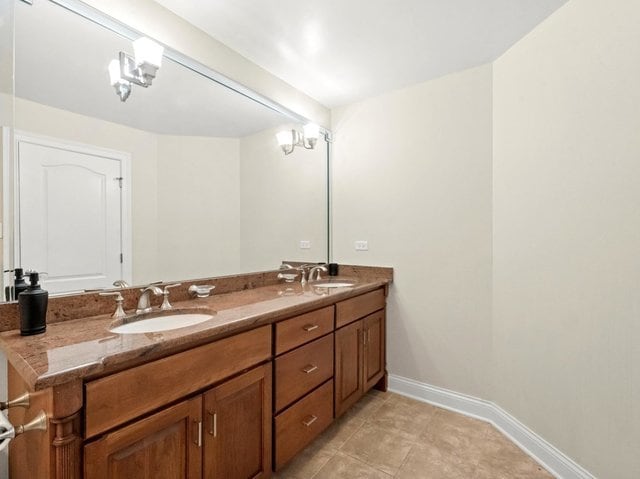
<box><xmin>16</xmin><ymin>134</ymin><xmax>129</xmax><ymax>293</ymax></box>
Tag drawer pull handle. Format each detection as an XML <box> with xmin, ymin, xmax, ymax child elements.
<box><xmin>302</xmin><ymin>364</ymin><xmax>318</xmax><ymax>374</ymax></box>
<box><xmin>302</xmin><ymin>415</ymin><xmax>318</xmax><ymax>427</ymax></box>
<box><xmin>303</xmin><ymin>324</ymin><xmax>319</xmax><ymax>332</ymax></box>
<box><xmin>207</xmin><ymin>411</ymin><xmax>217</xmax><ymax>437</ymax></box>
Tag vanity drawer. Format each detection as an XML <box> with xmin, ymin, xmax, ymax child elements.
<box><xmin>274</xmin><ymin>380</ymin><xmax>333</xmax><ymax>470</ymax></box>
<box><xmin>275</xmin><ymin>305</ymin><xmax>334</xmax><ymax>355</ymax></box>
<box><xmin>336</xmin><ymin>288</ymin><xmax>385</xmax><ymax>328</ymax></box>
<box><xmin>85</xmin><ymin>325</ymin><xmax>271</xmax><ymax>439</ymax></box>
<box><xmin>274</xmin><ymin>334</ymin><xmax>333</xmax><ymax>411</ymax></box>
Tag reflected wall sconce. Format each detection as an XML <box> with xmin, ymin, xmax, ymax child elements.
<box><xmin>108</xmin><ymin>37</ymin><xmax>164</xmax><ymax>102</ymax></box>
<box><xmin>276</xmin><ymin>123</ymin><xmax>321</xmax><ymax>155</ymax></box>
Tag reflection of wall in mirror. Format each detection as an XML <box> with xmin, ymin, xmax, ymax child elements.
<box><xmin>240</xmin><ymin>125</ymin><xmax>327</xmax><ymax>271</ymax></box>
<box><xmin>8</xmin><ymin>96</ymin><xmax>327</xmax><ymax>287</ymax></box>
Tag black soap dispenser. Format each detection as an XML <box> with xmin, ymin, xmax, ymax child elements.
<box><xmin>18</xmin><ymin>271</ymin><xmax>48</xmax><ymax>336</ymax></box>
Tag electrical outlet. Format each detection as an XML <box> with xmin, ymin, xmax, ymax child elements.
<box><xmin>354</xmin><ymin>240</ymin><xmax>368</xmax><ymax>251</ymax></box>
<box><xmin>299</xmin><ymin>240</ymin><xmax>311</xmax><ymax>249</ymax></box>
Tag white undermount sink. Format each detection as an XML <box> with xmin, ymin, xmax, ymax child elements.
<box><xmin>311</xmin><ymin>280</ymin><xmax>356</xmax><ymax>288</ymax></box>
<box><xmin>110</xmin><ymin>313</ymin><xmax>214</xmax><ymax>334</ymax></box>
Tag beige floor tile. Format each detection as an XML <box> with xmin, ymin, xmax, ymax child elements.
<box><xmin>474</xmin><ymin>458</ymin><xmax>555</xmax><ymax>479</ymax></box>
<box><xmin>396</xmin><ymin>442</ymin><xmax>477</xmax><ymax>479</ymax></box>
<box><xmin>313</xmin><ymin>452</ymin><xmax>392</xmax><ymax>479</ymax></box>
<box><xmin>340</xmin><ymin>422</ymin><xmax>415</xmax><ymax>475</ymax></box>
<box><xmin>365</xmin><ymin>399</ymin><xmax>436</xmax><ymax>440</ymax></box>
<box><xmin>274</xmin><ymin>442</ymin><xmax>335</xmax><ymax>479</ymax></box>
<box><xmin>473</xmin><ymin>428</ymin><xmax>555</xmax><ymax>478</ymax></box>
<box><xmin>385</xmin><ymin>392</ymin><xmax>435</xmax><ymax>410</ymax></box>
<box><xmin>346</xmin><ymin>392</ymin><xmax>386</xmax><ymax>420</ymax></box>
<box><xmin>366</xmin><ymin>388</ymin><xmax>393</xmax><ymax>402</ymax></box>
<box><xmin>313</xmin><ymin>413</ymin><xmax>364</xmax><ymax>451</ymax></box>
<box><xmin>276</xmin><ymin>393</ymin><xmax>554</xmax><ymax>479</ymax></box>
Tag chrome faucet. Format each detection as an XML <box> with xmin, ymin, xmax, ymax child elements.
<box><xmin>136</xmin><ymin>285</ymin><xmax>163</xmax><ymax>314</ymax></box>
<box><xmin>309</xmin><ymin>265</ymin><xmax>328</xmax><ymax>282</ymax></box>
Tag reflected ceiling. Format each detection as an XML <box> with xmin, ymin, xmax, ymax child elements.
<box><xmin>14</xmin><ymin>1</ymin><xmax>286</xmax><ymax>136</ymax></box>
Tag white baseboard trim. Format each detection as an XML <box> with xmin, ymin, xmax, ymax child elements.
<box><xmin>388</xmin><ymin>374</ymin><xmax>596</xmax><ymax>479</ymax></box>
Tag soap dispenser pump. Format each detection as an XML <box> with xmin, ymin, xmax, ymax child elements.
<box><xmin>18</xmin><ymin>271</ymin><xmax>48</xmax><ymax>336</ymax></box>
<box><xmin>13</xmin><ymin>268</ymin><xmax>29</xmax><ymax>299</ymax></box>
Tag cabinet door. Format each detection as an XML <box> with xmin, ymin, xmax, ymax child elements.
<box><xmin>363</xmin><ymin>310</ymin><xmax>386</xmax><ymax>391</ymax></box>
<box><xmin>84</xmin><ymin>396</ymin><xmax>202</xmax><ymax>479</ymax></box>
<box><xmin>334</xmin><ymin>319</ymin><xmax>364</xmax><ymax>417</ymax></box>
<box><xmin>203</xmin><ymin>364</ymin><xmax>272</xmax><ymax>479</ymax></box>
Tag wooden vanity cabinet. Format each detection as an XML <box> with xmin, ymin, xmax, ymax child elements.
<box><xmin>363</xmin><ymin>310</ymin><xmax>386</xmax><ymax>391</ymax></box>
<box><xmin>85</xmin><ymin>364</ymin><xmax>272</xmax><ymax>479</ymax></box>
<box><xmin>334</xmin><ymin>319</ymin><xmax>365</xmax><ymax>416</ymax></box>
<box><xmin>83</xmin><ymin>327</ymin><xmax>273</xmax><ymax>479</ymax></box>
<box><xmin>203</xmin><ymin>364</ymin><xmax>271</xmax><ymax>479</ymax></box>
<box><xmin>334</xmin><ymin>291</ymin><xmax>386</xmax><ymax>417</ymax></box>
<box><xmin>84</xmin><ymin>396</ymin><xmax>203</xmax><ymax>479</ymax></box>
<box><xmin>272</xmin><ymin>306</ymin><xmax>335</xmax><ymax>470</ymax></box>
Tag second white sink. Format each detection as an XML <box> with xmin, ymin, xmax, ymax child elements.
<box><xmin>110</xmin><ymin>313</ymin><xmax>214</xmax><ymax>334</ymax></box>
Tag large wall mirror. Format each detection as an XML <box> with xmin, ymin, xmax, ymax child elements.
<box><xmin>0</xmin><ymin>0</ymin><xmax>330</xmax><ymax>299</ymax></box>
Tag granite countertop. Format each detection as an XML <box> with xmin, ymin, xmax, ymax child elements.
<box><xmin>0</xmin><ymin>279</ymin><xmax>388</xmax><ymax>391</ymax></box>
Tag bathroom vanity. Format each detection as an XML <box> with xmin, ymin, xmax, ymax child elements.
<box><xmin>0</xmin><ymin>268</ymin><xmax>391</xmax><ymax>479</ymax></box>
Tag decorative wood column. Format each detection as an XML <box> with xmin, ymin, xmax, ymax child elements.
<box><xmin>51</xmin><ymin>412</ymin><xmax>82</xmax><ymax>479</ymax></box>
<box><xmin>8</xmin><ymin>365</ymin><xmax>83</xmax><ymax>479</ymax></box>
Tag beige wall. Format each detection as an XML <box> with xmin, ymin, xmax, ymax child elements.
<box><xmin>157</xmin><ymin>135</ymin><xmax>241</xmax><ymax>279</ymax></box>
<box><xmin>239</xmin><ymin>125</ymin><xmax>328</xmax><ymax>272</ymax></box>
<box><xmin>333</xmin><ymin>2</ymin><xmax>640</xmax><ymax>476</ymax></box>
<box><xmin>332</xmin><ymin>64</ymin><xmax>494</xmax><ymax>399</ymax></box>
<box><xmin>493</xmin><ymin>0</ymin><xmax>640</xmax><ymax>477</ymax></box>
<box><xmin>81</xmin><ymin>0</ymin><xmax>330</xmax><ymax>127</ymax></box>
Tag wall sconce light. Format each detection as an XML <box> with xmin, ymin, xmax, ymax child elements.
<box><xmin>276</xmin><ymin>123</ymin><xmax>321</xmax><ymax>155</ymax></box>
<box><xmin>108</xmin><ymin>37</ymin><xmax>164</xmax><ymax>102</ymax></box>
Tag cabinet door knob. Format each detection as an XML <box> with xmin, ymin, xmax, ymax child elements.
<box><xmin>301</xmin><ymin>364</ymin><xmax>318</xmax><ymax>374</ymax></box>
<box><xmin>303</xmin><ymin>324</ymin><xmax>319</xmax><ymax>332</ymax></box>
<box><xmin>302</xmin><ymin>415</ymin><xmax>318</xmax><ymax>427</ymax></box>
<box><xmin>0</xmin><ymin>392</ymin><xmax>30</xmax><ymax>411</ymax></box>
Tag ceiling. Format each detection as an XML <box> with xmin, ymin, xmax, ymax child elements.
<box><xmin>14</xmin><ymin>0</ymin><xmax>287</xmax><ymax>137</ymax></box>
<box><xmin>154</xmin><ymin>0</ymin><xmax>569</xmax><ymax>108</ymax></box>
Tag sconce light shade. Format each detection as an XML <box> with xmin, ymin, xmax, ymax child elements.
<box><xmin>133</xmin><ymin>37</ymin><xmax>164</xmax><ymax>68</ymax></box>
<box><xmin>302</xmin><ymin>123</ymin><xmax>320</xmax><ymax>141</ymax></box>
<box><xmin>276</xmin><ymin>130</ymin><xmax>294</xmax><ymax>147</ymax></box>
<box><xmin>108</xmin><ymin>37</ymin><xmax>164</xmax><ymax>102</ymax></box>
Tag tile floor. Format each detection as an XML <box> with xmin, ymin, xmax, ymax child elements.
<box><xmin>274</xmin><ymin>390</ymin><xmax>554</xmax><ymax>479</ymax></box>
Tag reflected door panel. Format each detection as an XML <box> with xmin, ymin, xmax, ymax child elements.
<box><xmin>17</xmin><ymin>135</ymin><xmax>126</xmax><ymax>293</ymax></box>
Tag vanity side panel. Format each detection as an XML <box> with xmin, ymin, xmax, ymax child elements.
<box><xmin>8</xmin><ymin>365</ymin><xmax>83</xmax><ymax>479</ymax></box>
<box><xmin>8</xmin><ymin>364</ymin><xmax>55</xmax><ymax>479</ymax></box>
<box><xmin>85</xmin><ymin>325</ymin><xmax>271</xmax><ymax>438</ymax></box>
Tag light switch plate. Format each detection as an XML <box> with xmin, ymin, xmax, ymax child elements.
<box><xmin>355</xmin><ymin>240</ymin><xmax>368</xmax><ymax>251</ymax></box>
<box><xmin>299</xmin><ymin>240</ymin><xmax>311</xmax><ymax>249</ymax></box>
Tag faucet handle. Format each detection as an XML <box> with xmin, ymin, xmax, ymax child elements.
<box><xmin>99</xmin><ymin>291</ymin><xmax>126</xmax><ymax>319</ymax></box>
<box><xmin>162</xmin><ymin>283</ymin><xmax>182</xmax><ymax>294</ymax></box>
<box><xmin>160</xmin><ymin>283</ymin><xmax>182</xmax><ymax>310</ymax></box>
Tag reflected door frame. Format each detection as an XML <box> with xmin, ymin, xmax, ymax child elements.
<box><xmin>4</xmin><ymin>129</ymin><xmax>132</xmax><ymax>293</ymax></box>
